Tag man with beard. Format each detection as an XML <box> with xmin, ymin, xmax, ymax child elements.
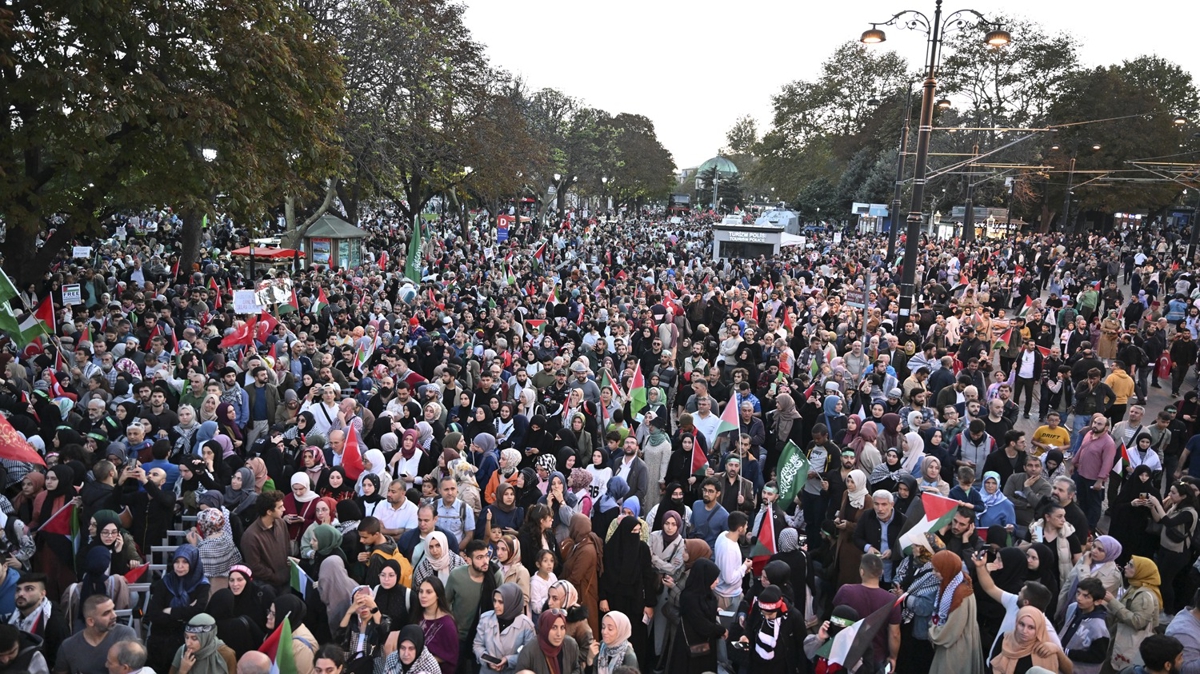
<box><xmin>54</xmin><ymin>596</ymin><xmax>137</xmax><ymax>674</ymax></box>
<box><xmin>615</xmin><ymin>436</ymin><xmax>650</xmax><ymax>506</ymax></box>
<box><xmin>445</xmin><ymin>541</ymin><xmax>502</xmax><ymax>674</ymax></box>
<box><xmin>3</xmin><ymin>574</ymin><xmax>69</xmax><ymax>669</ymax></box>
<box><xmin>81</xmin><ymin>399</ymin><xmax>121</xmax><ymax>441</ymax></box>
<box><xmin>690</xmin><ymin>478</ymin><xmax>730</xmax><ymax>549</ymax></box>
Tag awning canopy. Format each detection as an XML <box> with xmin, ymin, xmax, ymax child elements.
<box><xmin>305</xmin><ymin>214</ymin><xmax>369</xmax><ymax>239</ymax></box>
<box><xmin>780</xmin><ymin>233</ymin><xmax>808</xmax><ymax>247</ymax></box>
<box><xmin>230</xmin><ymin>247</ymin><xmax>304</xmax><ymax>259</ymax></box>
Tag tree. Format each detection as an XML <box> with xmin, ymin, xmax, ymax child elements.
<box><xmin>603</xmin><ymin>114</ymin><xmax>676</xmax><ymax>207</ymax></box>
<box><xmin>0</xmin><ymin>0</ymin><xmax>345</xmax><ymax>282</ymax></box>
<box><xmin>725</xmin><ymin>115</ymin><xmax>759</xmax><ymax>155</ymax></box>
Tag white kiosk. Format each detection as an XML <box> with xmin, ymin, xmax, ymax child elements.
<box><xmin>712</xmin><ymin>216</ymin><xmax>785</xmax><ymax>261</ymax></box>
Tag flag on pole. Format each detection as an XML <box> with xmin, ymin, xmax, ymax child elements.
<box><xmin>628</xmin><ymin>363</ymin><xmax>647</xmax><ymax>417</ymax></box>
<box><xmin>899</xmin><ymin>493</ymin><xmax>961</xmax><ymax>553</ymax></box>
<box><xmin>405</xmin><ymin>220</ymin><xmax>423</xmax><ymax>284</ymax></box>
<box><xmin>816</xmin><ymin>594</ymin><xmax>904</xmax><ymax>671</ymax></box>
<box><xmin>31</xmin><ymin>295</ymin><xmax>55</xmax><ymax>336</ymax></box>
<box><xmin>532</xmin><ymin>241</ymin><xmax>546</xmax><ymax>268</ymax></box>
<box><xmin>209</xmin><ymin>278</ymin><xmax>222</xmax><ymax>309</ymax></box>
<box><xmin>1017</xmin><ymin>296</ymin><xmax>1033</xmax><ymax>317</ymax></box>
<box><xmin>992</xmin><ymin>327</ymin><xmax>1012</xmax><ymax>352</ymax></box>
<box><xmin>378</xmin><ymin>250</ymin><xmax>388</xmax><ymax>271</ymax></box>
<box><xmin>288</xmin><ymin>560</ymin><xmax>312</xmax><ymax>599</ymax></box>
<box><xmin>749</xmin><ymin>508</ymin><xmax>777</xmax><ymax>557</ymax></box>
<box><xmin>716</xmin><ymin>395</ymin><xmax>740</xmax><ymax>436</ymax></box>
<box><xmin>311</xmin><ymin>287</ymin><xmax>329</xmax><ymax>316</ymax></box>
<box><xmin>504</xmin><ymin>264</ymin><xmax>517</xmax><ymax>286</ymax></box>
<box><xmin>1112</xmin><ymin>442</ymin><xmax>1130</xmax><ymax>475</ymax></box>
<box><xmin>341</xmin><ymin>421</ymin><xmax>365</xmax><ymax>481</ymax></box>
<box><xmin>170</xmin><ymin>257</ymin><xmax>180</xmax><ymax>278</ymax></box>
<box><xmin>278</xmin><ymin>289</ymin><xmax>300</xmax><ymax>315</ymax></box>
<box><xmin>775</xmin><ymin>440</ymin><xmax>810</xmax><ymax>507</ymax></box>
<box><xmin>219</xmin><ymin>316</ymin><xmax>258</xmax><ymax>349</ymax></box>
<box><xmin>123</xmin><ymin>565</ymin><xmax>149</xmax><ymax>583</ymax></box>
<box><xmin>0</xmin><ymin>414</ymin><xmax>46</xmax><ymax>466</ymax></box>
<box><xmin>0</xmin><ymin>268</ymin><xmax>18</xmax><ymax>305</ymax></box>
<box><xmin>690</xmin><ymin>434</ymin><xmax>709</xmax><ymax>477</ymax></box>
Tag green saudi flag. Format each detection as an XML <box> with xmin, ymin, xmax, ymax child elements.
<box><xmin>775</xmin><ymin>441</ymin><xmax>810</xmax><ymax>506</ymax></box>
<box><xmin>404</xmin><ymin>219</ymin><xmax>422</xmax><ymax>284</ymax></box>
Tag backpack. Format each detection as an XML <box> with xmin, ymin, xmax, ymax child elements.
<box><xmin>370</xmin><ymin>545</ymin><xmax>414</xmax><ymax>587</ymax></box>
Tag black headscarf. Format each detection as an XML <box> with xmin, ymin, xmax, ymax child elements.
<box><xmin>373</xmin><ymin>559</ymin><xmax>413</xmax><ymax>629</ymax></box>
<box><xmin>652</xmin><ymin>481</ymin><xmax>688</xmax><ymax>532</ymax></box>
<box><xmin>1027</xmin><ymin>543</ymin><xmax>1061</xmax><ymax>615</ymax></box>
<box><xmin>272</xmin><ymin>592</ymin><xmax>308</xmax><ymax>628</ymax></box>
<box><xmin>359</xmin><ymin>474</ymin><xmax>383</xmax><ymax>506</ymax></box>
<box><xmin>603</xmin><ymin>516</ymin><xmax>647</xmax><ymax>581</ymax></box>
<box><xmin>682</xmin><ymin>557</ymin><xmax>720</xmax><ymax>613</ymax></box>
<box><xmin>38</xmin><ymin>465</ymin><xmax>76</xmax><ymax>526</ymax></box>
<box><xmin>515</xmin><ymin>468</ymin><xmax>540</xmax><ymax>509</ymax></box>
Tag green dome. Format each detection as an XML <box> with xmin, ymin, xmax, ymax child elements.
<box><xmin>697</xmin><ymin>156</ymin><xmax>739</xmax><ymax>177</ymax></box>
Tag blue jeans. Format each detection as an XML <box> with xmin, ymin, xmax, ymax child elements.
<box><xmin>1069</xmin><ymin>413</ymin><xmax>1091</xmax><ymax>456</ymax></box>
<box><xmin>1073</xmin><ymin>473</ymin><xmax>1102</xmax><ymax>531</ymax></box>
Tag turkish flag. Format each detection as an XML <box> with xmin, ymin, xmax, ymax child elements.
<box><xmin>219</xmin><ymin>315</ymin><xmax>257</xmax><ymax>349</ymax></box>
<box><xmin>0</xmin><ymin>414</ymin><xmax>46</xmax><ymax>466</ymax></box>
<box><xmin>256</xmin><ymin>310</ymin><xmax>279</xmax><ymax>342</ymax></box>
<box><xmin>341</xmin><ymin>422</ymin><xmax>365</xmax><ymax>481</ymax></box>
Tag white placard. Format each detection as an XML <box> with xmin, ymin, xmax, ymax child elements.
<box><xmin>73</xmin><ymin>246</ymin><xmax>92</xmax><ymax>258</ymax></box>
<box><xmin>61</xmin><ymin>284</ymin><xmax>82</xmax><ymax>305</ymax></box>
<box><xmin>232</xmin><ymin>289</ymin><xmax>264</xmax><ymax>314</ymax></box>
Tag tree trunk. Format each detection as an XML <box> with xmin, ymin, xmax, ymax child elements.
<box><xmin>1</xmin><ymin>221</ymin><xmax>77</xmax><ymax>287</ymax></box>
<box><xmin>179</xmin><ymin>209</ymin><xmax>204</xmax><ymax>279</ymax></box>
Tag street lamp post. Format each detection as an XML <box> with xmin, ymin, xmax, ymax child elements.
<box><xmin>886</xmin><ymin>86</ymin><xmax>914</xmax><ymax>262</ymax></box>
<box><xmin>861</xmin><ymin>0</ymin><xmax>1010</xmax><ymax>333</ymax></box>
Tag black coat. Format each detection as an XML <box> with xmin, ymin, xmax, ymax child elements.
<box><xmin>116</xmin><ymin>477</ymin><xmax>177</xmax><ymax>554</ymax></box>
<box><xmin>852</xmin><ymin>509</ymin><xmax>907</xmax><ymax>556</ymax></box>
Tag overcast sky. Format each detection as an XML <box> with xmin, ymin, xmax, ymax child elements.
<box><xmin>462</xmin><ymin>0</ymin><xmax>1200</xmax><ymax>171</ymax></box>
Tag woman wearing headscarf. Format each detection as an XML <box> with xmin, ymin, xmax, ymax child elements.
<box><xmin>384</xmin><ymin>624</ymin><xmax>442</xmax><ymax>674</ymax></box>
<box><xmin>928</xmin><ymin>550</ymin><xmax>983</xmax><ymax>674</ymax></box>
<box><xmin>357</xmin><ymin>474</ymin><xmax>384</xmax><ymax>519</ymax></box>
<box><xmin>638</xmin><ymin>407</ymin><xmax>672</xmax><ymax>507</ymax></box>
<box><xmin>850</xmin><ymin>421</ymin><xmax>882</xmax><ymax>473</ymax></box>
<box><xmin>594</xmin><ymin>610</ymin><xmax>637</xmax><ymax>674</ymax></box>
<box><xmin>823</xmin><ymin>395</ymin><xmax>848</xmax><ymax>443</ymax></box>
<box><xmin>11</xmin><ymin>471</ymin><xmax>45</xmax><ymax>525</ymax></box>
<box><xmin>1107</xmin><ymin>556</ymin><xmax>1163</xmax><ymax>672</ymax></box>
<box><xmin>372</xmin><ymin>558</ymin><xmax>415</xmax><ymax>630</ymax></box>
<box><xmin>834</xmin><ymin>469</ymin><xmax>872</xmax><ymax>587</ymax></box>
<box><xmin>649</xmin><ymin>509</ymin><xmax>685</xmax><ymax>657</ymax></box>
<box><xmin>1023</xmin><ymin>544</ymin><xmax>1061</xmax><ymax>618</ymax></box>
<box><xmin>174</xmin><ymin>408</ymin><xmax>204</xmax><ymax>457</ymax></box>
<box><xmin>357</xmin><ymin>449</ymin><xmax>392</xmax><ymax>497</ymax></box>
<box><xmin>917</xmin><ymin>456</ymin><xmax>951</xmax><ymax>496</ymax></box>
<box><xmin>192</xmin><ymin>507</ymin><xmax>242</xmax><ymax>587</ymax></box>
<box><xmin>766</xmin><ymin>529</ymin><xmax>808</xmax><ymax>617</ymax></box>
<box><xmin>177</xmin><ymin>457</ymin><xmax>217</xmax><ymax>515</ymax></box>
<box><xmin>666</xmin><ymin>558</ymin><xmax>723</xmax><ymax>674</ymax></box>
<box><xmin>1108</xmin><ymin>464</ymin><xmax>1157</xmax><ymax>560</ymax></box>
<box><xmin>975</xmin><ymin>547</ymin><xmax>1029</xmax><ymax>665</ymax></box>
<box><xmin>30</xmin><ymin>464</ymin><xmax>79</xmax><ymax>599</ymax></box>
<box><xmin>879</xmin><ymin>412</ymin><xmax>904</xmax><ymax>451</ymax></box>
<box><xmin>75</xmin><ymin>509</ymin><xmax>141</xmax><ymax>576</ymax></box>
<box><xmin>62</xmin><ymin>546</ymin><xmax>131</xmax><ymax>632</ymax></box>
<box><xmin>336</xmin><ymin>585</ymin><xmax>391</xmax><ymax>674</ymax></box>
<box><xmin>869</xmin><ymin>447</ymin><xmax>906</xmax><ymax>492</ymax></box>
<box><xmin>988</xmin><ymin>606</ymin><xmax>1070</xmax><ymax>674</ymax></box>
<box><xmin>648</xmin><ymin>481</ymin><xmax>691</xmax><ymax>533</ymax></box>
<box><xmin>894</xmin><ymin>474</ymin><xmax>918</xmax><ymax>516</ymax></box>
<box><xmin>541</xmin><ymin>470</ymin><xmax>580</xmax><ymax>545</ymax></box>
<box><xmin>246</xmin><ymin>457</ymin><xmax>272</xmax><ymax>493</ymax></box>
<box><xmin>227</xmin><ymin>565</ymin><xmax>275</xmax><ymax>632</ymax></box>
<box><xmin>283</xmin><ymin>472</ymin><xmax>320</xmax><ymax>542</ymax></box>
<box><xmin>198</xmin><ymin>394</ymin><xmax>221</xmax><ymax>423</ymax></box>
<box><xmin>894</xmin><ymin>544</ymin><xmax>939</xmax><ymax>674</ymax></box>
<box><xmin>147</xmin><ymin>544</ymin><xmax>211</xmax><ymax>674</ymax></box>
<box><xmin>978</xmin><ymin>471</ymin><xmax>1017</xmax><ymax>530</ymax></box>
<box><xmin>560</xmin><ymin>514</ymin><xmax>604</xmax><ymax>638</ymax></box>
<box><xmin>840</xmin><ymin>413</ymin><xmax>863</xmax><ymax>449</ymax></box>
<box><xmin>216</xmin><ymin>402</ymin><xmax>244</xmax><ymax>453</ymax></box>
<box><xmin>599</xmin><ymin>516</ymin><xmax>656</xmax><ymax>668</ymax></box>
<box><xmin>320</xmin><ymin>466</ymin><xmax>357</xmax><ymax>502</ymax></box>
<box><xmin>167</xmin><ymin>613</ymin><xmax>237</xmax><ymax>674</ymax></box>
<box><xmin>1057</xmin><ymin>535</ymin><xmax>1124</xmax><ymax>622</ymax></box>
<box><xmin>480</xmin><ymin>482</ymin><xmax>525</xmax><ymax>543</ymax></box>
<box><xmin>223</xmin><ymin>467</ymin><xmax>258</xmax><ymax>527</ymax></box>
<box><xmin>591</xmin><ymin>476</ymin><xmax>628</xmax><ymax>542</ymax></box>
<box><xmin>299</xmin><ymin>446</ymin><xmax>328</xmax><ymax>492</ymax></box>
<box><xmin>773</xmin><ymin>392</ymin><xmax>805</xmax><ymax>453</ymax></box>
<box><xmin>472</xmin><ymin>582</ymin><xmax>536</xmax><ymax>674</ymax></box>
<box><xmin>266</xmin><ymin>594</ymin><xmax>318</xmax><ymax>674</ymax></box>
<box><xmin>412</xmin><ymin>531</ymin><xmax>465</xmax><ymax>587</ymax></box>
<box><xmin>903</xmin><ymin>414</ymin><xmax>925</xmax><ymax>474</ymax></box>
<box><xmin>205</xmin><ymin>587</ymin><xmax>265</xmax><ymax>658</ymax></box>
<box><xmin>495</xmin><ymin>535</ymin><xmax>530</xmax><ymax>614</ymax></box>
<box><xmin>514</xmin><ymin>610</ymin><xmax>583</xmax><ymax>674</ymax></box>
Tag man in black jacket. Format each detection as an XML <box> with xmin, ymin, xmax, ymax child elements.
<box><xmin>115</xmin><ymin>465</ymin><xmax>175</xmax><ymax>555</ymax></box>
<box><xmin>852</xmin><ymin>490</ymin><xmax>906</xmax><ymax>586</ymax></box>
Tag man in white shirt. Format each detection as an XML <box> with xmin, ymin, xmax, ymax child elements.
<box><xmin>375</xmin><ymin>481</ymin><xmax>418</xmax><ymax>538</ymax></box>
<box><xmin>301</xmin><ymin>384</ymin><xmax>342</xmax><ymax>436</ymax></box>
<box><xmin>713</xmin><ymin>511</ymin><xmax>751</xmax><ymax>674</ymax></box>
<box><xmin>692</xmin><ymin>396</ymin><xmax>721</xmax><ymax>449</ymax></box>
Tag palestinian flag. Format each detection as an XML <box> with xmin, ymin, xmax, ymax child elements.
<box><xmin>899</xmin><ymin>492</ymin><xmax>960</xmax><ymax>553</ymax></box>
<box><xmin>598</xmin><ymin>369</ymin><xmax>624</xmax><ymax>401</ymax></box>
<box><xmin>1112</xmin><ymin>442</ymin><xmax>1129</xmax><ymax>475</ymax></box>
<box><xmin>1017</xmin><ymin>295</ymin><xmax>1033</xmax><ymax>317</ymax></box>
<box><xmin>288</xmin><ymin>559</ymin><xmax>311</xmax><ymax>599</ymax></box>
<box><xmin>123</xmin><ymin>565</ymin><xmax>150</xmax><ymax>583</ymax></box>
<box><xmin>260</xmin><ymin>616</ymin><xmax>298</xmax><ymax>674</ymax></box>
<box><xmin>690</xmin><ymin>432</ymin><xmax>708</xmax><ymax>477</ymax></box>
<box><xmin>716</xmin><ymin>395</ymin><xmax>740</xmax><ymax>436</ymax></box>
<box><xmin>278</xmin><ymin>289</ymin><xmax>300</xmax><ymax>315</ymax></box>
<box><xmin>1036</xmin><ymin>346</ymin><xmax>1052</xmax><ymax>358</ymax></box>
<box><xmin>816</xmin><ymin>594</ymin><xmax>904</xmax><ymax>672</ymax></box>
<box><xmin>341</xmin><ymin>421</ymin><xmax>365</xmax><ymax>481</ymax></box>
<box><xmin>532</xmin><ymin>241</ymin><xmax>546</xmax><ymax>268</ymax></box>
<box><xmin>311</xmin><ymin>287</ymin><xmax>329</xmax><ymax>315</ymax></box>
<box><xmin>504</xmin><ymin>264</ymin><xmax>517</xmax><ymax>286</ymax></box>
<box><xmin>628</xmin><ymin>363</ymin><xmax>647</xmax><ymax>417</ymax></box>
<box><xmin>525</xmin><ymin>319</ymin><xmax>547</xmax><ymax>338</ymax></box>
<box><xmin>209</xmin><ymin>278</ymin><xmax>222</xmax><ymax>309</ymax></box>
<box><xmin>775</xmin><ymin>441</ymin><xmax>810</xmax><ymax>506</ymax></box>
<box><xmin>992</xmin><ymin>327</ymin><xmax>1012</xmax><ymax>352</ymax></box>
<box><xmin>749</xmin><ymin>509</ymin><xmax>777</xmax><ymax>558</ymax></box>
<box><xmin>548</xmin><ymin>285</ymin><xmax>559</xmax><ymax>305</ymax></box>
<box><xmin>32</xmin><ymin>295</ymin><xmax>55</xmax><ymax>336</ymax></box>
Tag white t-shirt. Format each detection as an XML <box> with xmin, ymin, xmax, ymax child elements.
<box><xmin>713</xmin><ymin>533</ymin><xmax>744</xmax><ymax>599</ymax></box>
<box><xmin>375</xmin><ymin>499</ymin><xmax>418</xmax><ymax>533</ymax></box>
<box><xmin>586</xmin><ymin>466</ymin><xmax>612</xmax><ymax>501</ymax></box>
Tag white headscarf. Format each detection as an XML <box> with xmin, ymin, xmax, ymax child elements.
<box><xmin>289</xmin><ymin>472</ymin><xmax>318</xmax><ymax>503</ymax></box>
<box><xmin>903</xmin><ymin>429</ymin><xmax>925</xmax><ymax>475</ymax></box>
<box><xmin>847</xmin><ymin>469</ymin><xmax>869</xmax><ymax>509</ymax></box>
<box><xmin>362</xmin><ymin>449</ymin><xmax>387</xmax><ymax>477</ymax></box>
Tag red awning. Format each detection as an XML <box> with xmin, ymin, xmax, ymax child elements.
<box><xmin>229</xmin><ymin>247</ymin><xmax>304</xmax><ymax>259</ymax></box>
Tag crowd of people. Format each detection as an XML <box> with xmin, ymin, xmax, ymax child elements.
<box><xmin>1</xmin><ymin>207</ymin><xmax>1200</xmax><ymax>674</ymax></box>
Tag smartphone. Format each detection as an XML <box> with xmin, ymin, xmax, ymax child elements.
<box><xmin>481</xmin><ymin>654</ymin><xmax>503</xmax><ymax>666</ymax></box>
<box><xmin>1139</xmin><ymin>492</ymin><xmax>1149</xmax><ymax>501</ymax></box>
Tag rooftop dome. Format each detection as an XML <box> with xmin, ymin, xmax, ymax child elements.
<box><xmin>696</xmin><ymin>156</ymin><xmax>739</xmax><ymax>177</ymax></box>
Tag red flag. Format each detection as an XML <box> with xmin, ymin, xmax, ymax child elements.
<box><xmin>341</xmin><ymin>422</ymin><xmax>365</xmax><ymax>481</ymax></box>
<box><xmin>256</xmin><ymin>310</ymin><xmax>279</xmax><ymax>342</ymax></box>
<box><xmin>690</xmin><ymin>433</ymin><xmax>708</xmax><ymax>477</ymax></box>
<box><xmin>170</xmin><ymin>258</ymin><xmax>180</xmax><ymax>278</ymax></box>
<box><xmin>123</xmin><ymin>565</ymin><xmax>149</xmax><ymax>583</ymax></box>
<box><xmin>0</xmin><ymin>414</ymin><xmax>46</xmax><ymax>466</ymax></box>
<box><xmin>258</xmin><ymin>620</ymin><xmax>284</xmax><ymax>659</ymax></box>
<box><xmin>209</xmin><ymin>278</ymin><xmax>222</xmax><ymax>309</ymax></box>
<box><xmin>33</xmin><ymin>295</ymin><xmax>55</xmax><ymax>334</ymax></box>
<box><xmin>268</xmin><ymin>341</ymin><xmax>277</xmax><ymax>359</ymax></box>
<box><xmin>46</xmin><ymin>370</ymin><xmax>76</xmax><ymax>401</ymax></box>
<box><xmin>378</xmin><ymin>251</ymin><xmax>389</xmax><ymax>270</ymax></box>
<box><xmin>219</xmin><ymin>316</ymin><xmax>258</xmax><ymax>349</ymax></box>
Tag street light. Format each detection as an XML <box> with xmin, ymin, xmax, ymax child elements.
<box><xmin>1051</xmin><ymin>142</ymin><xmax>1100</xmax><ymax>233</ymax></box>
<box><xmin>861</xmin><ymin>0</ymin><xmax>1011</xmax><ymax>333</ymax></box>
